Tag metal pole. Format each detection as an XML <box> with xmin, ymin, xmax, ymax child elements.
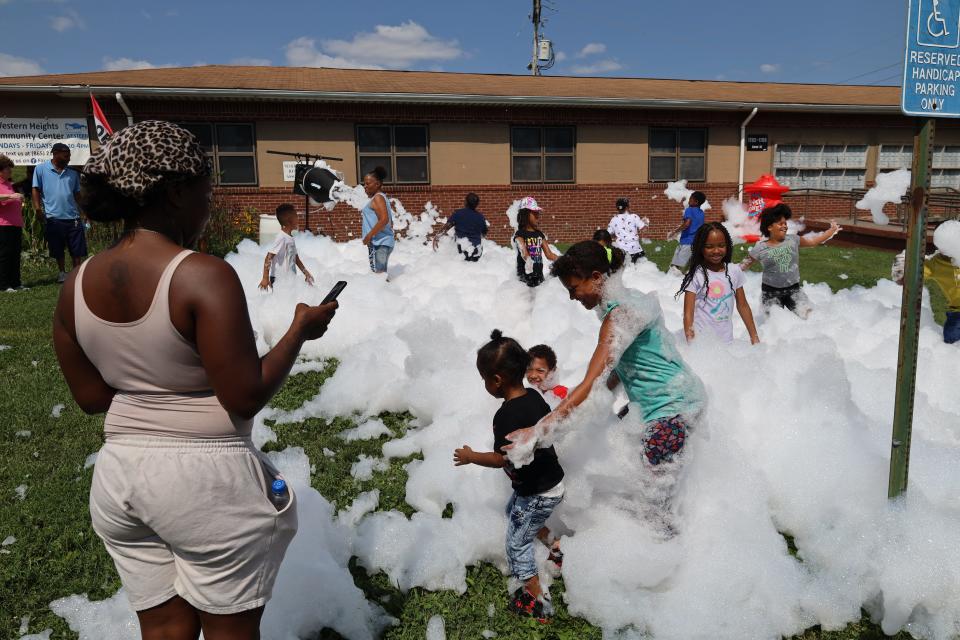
<box><xmin>532</xmin><ymin>0</ymin><xmax>541</xmax><ymax>76</ymax></box>
<box><xmin>888</xmin><ymin>117</ymin><xmax>934</xmax><ymax>499</ymax></box>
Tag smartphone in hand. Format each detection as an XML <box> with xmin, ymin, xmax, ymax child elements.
<box><xmin>321</xmin><ymin>281</ymin><xmax>347</xmax><ymax>305</ymax></box>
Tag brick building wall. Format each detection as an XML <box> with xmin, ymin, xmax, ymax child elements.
<box><xmin>217</xmin><ymin>181</ymin><xmax>863</xmax><ymax>244</ymax></box>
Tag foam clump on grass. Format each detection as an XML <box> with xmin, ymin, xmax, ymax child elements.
<box><xmin>41</xmin><ymin>210</ymin><xmax>960</xmax><ymax>639</ymax></box>
<box><xmin>340</xmin><ymin>418</ymin><xmax>392</xmax><ymax>441</ymax></box>
<box><xmin>426</xmin><ymin>615</ymin><xmax>446</xmax><ymax>639</ymax></box>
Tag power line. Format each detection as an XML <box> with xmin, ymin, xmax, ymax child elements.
<box><xmin>838</xmin><ymin>61</ymin><xmax>903</xmax><ymax>84</ymax></box>
<box><xmin>868</xmin><ymin>72</ymin><xmax>904</xmax><ymax>86</ymax></box>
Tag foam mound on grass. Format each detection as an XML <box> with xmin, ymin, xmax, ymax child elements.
<box><xmin>34</xmin><ymin>210</ymin><xmax>960</xmax><ymax>639</ymax></box>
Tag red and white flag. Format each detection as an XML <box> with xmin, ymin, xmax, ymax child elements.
<box><xmin>90</xmin><ymin>93</ymin><xmax>114</xmax><ymax>144</ymax></box>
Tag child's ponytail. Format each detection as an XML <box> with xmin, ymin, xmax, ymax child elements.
<box><xmin>551</xmin><ymin>240</ymin><xmax>624</xmax><ymax>281</ymax></box>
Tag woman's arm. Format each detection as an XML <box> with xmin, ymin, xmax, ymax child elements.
<box><xmin>799</xmin><ymin>222</ymin><xmax>841</xmax><ymax>248</ymax></box>
<box><xmin>739</xmin><ymin>255</ymin><xmax>758</xmax><ymax>271</ymax></box>
<box><xmin>181</xmin><ymin>256</ymin><xmax>336</xmax><ymax>420</ymax></box>
<box><xmin>52</xmin><ymin>271</ymin><xmax>117</xmax><ymax>414</ymax></box>
<box><xmin>683</xmin><ymin>291</ymin><xmax>696</xmax><ymax>342</ymax></box>
<box><xmin>363</xmin><ymin>193</ymin><xmax>390</xmax><ymax>246</ymax></box>
<box><xmin>735</xmin><ymin>287</ymin><xmax>760</xmax><ymax>344</ymax></box>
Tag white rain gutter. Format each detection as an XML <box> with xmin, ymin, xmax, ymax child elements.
<box><xmin>115</xmin><ymin>92</ymin><xmax>133</xmax><ymax>126</ymax></box>
<box><xmin>0</xmin><ymin>84</ymin><xmax>902</xmax><ymax>114</ymax></box>
<box><xmin>738</xmin><ymin>107</ymin><xmax>759</xmax><ymax>203</ymax></box>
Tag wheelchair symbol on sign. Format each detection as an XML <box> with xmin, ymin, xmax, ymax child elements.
<box><xmin>918</xmin><ymin>0</ymin><xmax>960</xmax><ymax>47</ymax></box>
<box><xmin>929</xmin><ymin>0</ymin><xmax>950</xmax><ymax>37</ymax></box>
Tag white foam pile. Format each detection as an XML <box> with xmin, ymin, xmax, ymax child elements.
<box><xmin>856</xmin><ymin>169</ymin><xmax>911</xmax><ymax>226</ymax></box>
<box><xmin>933</xmin><ymin>219</ymin><xmax>960</xmax><ymax>264</ymax></box>
<box><xmin>663</xmin><ymin>180</ymin><xmax>712</xmax><ymax>211</ymax></box>
<box><xmin>32</xmin><ymin>196</ymin><xmax>960</xmax><ymax>640</ymax></box>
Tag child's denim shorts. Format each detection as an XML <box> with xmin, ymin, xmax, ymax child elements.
<box><xmin>505</xmin><ymin>490</ymin><xmax>563</xmax><ymax>582</ymax></box>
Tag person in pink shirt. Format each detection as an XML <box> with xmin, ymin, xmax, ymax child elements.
<box><xmin>0</xmin><ymin>155</ymin><xmax>25</xmax><ymax>291</ymax></box>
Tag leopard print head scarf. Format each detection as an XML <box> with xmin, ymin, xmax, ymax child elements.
<box><xmin>83</xmin><ymin>120</ymin><xmax>211</xmax><ymax>204</ymax></box>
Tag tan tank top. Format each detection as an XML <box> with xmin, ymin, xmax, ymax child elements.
<box><xmin>74</xmin><ymin>250</ymin><xmax>252</xmax><ymax>438</ymax></box>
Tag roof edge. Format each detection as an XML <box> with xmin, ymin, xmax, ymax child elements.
<box><xmin>0</xmin><ymin>84</ymin><xmax>901</xmax><ymax>113</ymax></box>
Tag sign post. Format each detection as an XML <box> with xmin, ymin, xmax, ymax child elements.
<box><xmin>890</xmin><ymin>0</ymin><xmax>960</xmax><ymax>497</ymax></box>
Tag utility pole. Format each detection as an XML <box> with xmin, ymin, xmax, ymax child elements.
<box><xmin>531</xmin><ymin>0</ymin><xmax>541</xmax><ymax>76</ymax></box>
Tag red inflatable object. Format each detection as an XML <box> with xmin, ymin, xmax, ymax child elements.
<box><xmin>745</xmin><ymin>174</ymin><xmax>790</xmax><ymax>218</ymax></box>
<box><xmin>742</xmin><ymin>174</ymin><xmax>790</xmax><ymax>243</ymax></box>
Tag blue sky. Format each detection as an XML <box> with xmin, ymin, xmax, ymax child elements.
<box><xmin>0</xmin><ymin>0</ymin><xmax>906</xmax><ymax>85</ymax></box>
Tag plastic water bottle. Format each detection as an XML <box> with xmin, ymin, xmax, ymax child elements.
<box><xmin>270</xmin><ymin>479</ymin><xmax>289</xmax><ymax>511</ymax></box>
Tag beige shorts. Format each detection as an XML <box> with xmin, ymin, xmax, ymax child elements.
<box><xmin>89</xmin><ymin>435</ymin><xmax>297</xmax><ymax>614</ymax></box>
<box><xmin>671</xmin><ymin>243</ymin><xmax>693</xmax><ymax>268</ymax></box>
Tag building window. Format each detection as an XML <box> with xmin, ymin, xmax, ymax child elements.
<box><xmin>357</xmin><ymin>125</ymin><xmax>429</xmax><ymax>184</ymax></box>
<box><xmin>511</xmin><ymin>126</ymin><xmax>575</xmax><ymax>183</ymax></box>
<box><xmin>773</xmin><ymin>143</ymin><xmax>867</xmax><ymax>191</ymax></box>
<box><xmin>649</xmin><ymin>128</ymin><xmax>706</xmax><ymax>182</ymax></box>
<box><xmin>177</xmin><ymin>123</ymin><xmax>257</xmax><ymax>186</ymax></box>
<box><xmin>879</xmin><ymin>144</ymin><xmax>960</xmax><ymax>189</ymax></box>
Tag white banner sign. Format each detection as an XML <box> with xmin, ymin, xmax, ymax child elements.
<box><xmin>0</xmin><ymin>117</ymin><xmax>92</xmax><ymax>166</ymax></box>
<box><xmin>283</xmin><ymin>160</ymin><xmax>309</xmax><ymax>182</ymax></box>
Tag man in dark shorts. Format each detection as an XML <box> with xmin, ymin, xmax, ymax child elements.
<box><xmin>32</xmin><ymin>143</ymin><xmax>87</xmax><ymax>283</ymax></box>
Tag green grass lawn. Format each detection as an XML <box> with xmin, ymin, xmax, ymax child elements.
<box><xmin>0</xmin><ymin>247</ymin><xmax>920</xmax><ymax>639</ymax></box>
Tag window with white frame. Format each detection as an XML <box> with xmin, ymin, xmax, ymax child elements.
<box><xmin>773</xmin><ymin>143</ymin><xmax>867</xmax><ymax>191</ymax></box>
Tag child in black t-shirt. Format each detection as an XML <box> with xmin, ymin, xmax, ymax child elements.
<box><xmin>454</xmin><ymin>329</ymin><xmax>564</xmax><ymax>622</ymax></box>
<box><xmin>513</xmin><ymin>197</ymin><xmax>560</xmax><ymax>287</ymax></box>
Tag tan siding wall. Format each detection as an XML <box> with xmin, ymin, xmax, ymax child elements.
<box><xmin>255</xmin><ymin>121</ymin><xmax>356</xmax><ymax>188</ymax></box>
<box><xmin>575</xmin><ymin>124</ymin><xmax>646</xmax><ymax>183</ymax></box>
<box><xmin>706</xmin><ymin>126</ymin><xmax>740</xmax><ymax>184</ymax></box>
<box><xmin>430</xmin><ymin>122</ymin><xmax>508</xmax><ymax>185</ymax></box>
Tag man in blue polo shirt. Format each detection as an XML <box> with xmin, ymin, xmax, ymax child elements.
<box><xmin>32</xmin><ymin>143</ymin><xmax>86</xmax><ymax>283</ymax></box>
<box><xmin>431</xmin><ymin>192</ymin><xmax>488</xmax><ymax>261</ymax></box>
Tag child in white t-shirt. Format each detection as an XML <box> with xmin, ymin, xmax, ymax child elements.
<box><xmin>677</xmin><ymin>222</ymin><xmax>759</xmax><ymax>344</ymax></box>
<box><xmin>259</xmin><ymin>203</ymin><xmax>314</xmax><ymax>290</ymax></box>
<box><xmin>607</xmin><ymin>197</ymin><xmax>648</xmax><ymax>263</ymax></box>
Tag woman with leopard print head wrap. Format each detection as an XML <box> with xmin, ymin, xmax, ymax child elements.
<box><xmin>52</xmin><ymin>121</ymin><xmax>338</xmax><ymax>639</ymax></box>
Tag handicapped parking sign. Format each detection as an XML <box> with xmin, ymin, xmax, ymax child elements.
<box><xmin>903</xmin><ymin>0</ymin><xmax>960</xmax><ymax>116</ymax></box>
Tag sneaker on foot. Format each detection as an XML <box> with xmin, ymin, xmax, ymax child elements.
<box><xmin>508</xmin><ymin>588</ymin><xmax>549</xmax><ymax>622</ymax></box>
<box><xmin>547</xmin><ymin>546</ymin><xmax>564</xmax><ymax>572</ymax></box>
<box><xmin>56</xmin><ymin>271</ymin><xmax>67</xmax><ymax>284</ymax></box>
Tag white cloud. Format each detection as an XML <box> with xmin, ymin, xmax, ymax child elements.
<box><xmin>571</xmin><ymin>59</ymin><xmax>623</xmax><ymax>75</ymax></box>
<box><xmin>285</xmin><ymin>21</ymin><xmax>462</xmax><ymax>70</ymax></box>
<box><xmin>50</xmin><ymin>9</ymin><xmax>84</xmax><ymax>32</ymax></box>
<box><xmin>102</xmin><ymin>57</ymin><xmax>175</xmax><ymax>71</ymax></box>
<box><xmin>577</xmin><ymin>42</ymin><xmax>606</xmax><ymax>58</ymax></box>
<box><xmin>760</xmin><ymin>63</ymin><xmax>781</xmax><ymax>74</ymax></box>
<box><xmin>285</xmin><ymin>37</ymin><xmax>383</xmax><ymax>70</ymax></box>
<box><xmin>555</xmin><ymin>50</ymin><xmax>568</xmax><ymax>62</ymax></box>
<box><xmin>0</xmin><ymin>52</ymin><xmax>43</xmax><ymax>77</ymax></box>
<box><xmin>229</xmin><ymin>57</ymin><xmax>272</xmax><ymax>66</ymax></box>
